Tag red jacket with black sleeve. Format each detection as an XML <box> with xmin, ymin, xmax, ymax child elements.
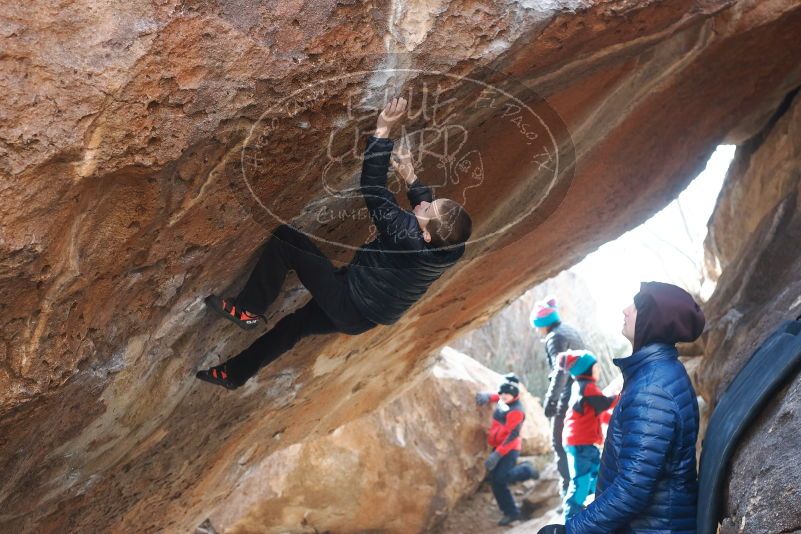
<box><xmin>486</xmin><ymin>394</ymin><xmax>525</xmax><ymax>456</ymax></box>
<box><xmin>563</xmin><ymin>377</ymin><xmax>619</xmax><ymax>446</ymax></box>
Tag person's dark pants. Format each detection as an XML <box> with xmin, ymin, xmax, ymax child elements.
<box><xmin>551</xmin><ymin>413</ymin><xmax>571</xmax><ymax>496</ymax></box>
<box><xmin>223</xmin><ymin>225</ymin><xmax>375</xmax><ymax>385</ymax></box>
<box><xmin>490</xmin><ymin>450</ymin><xmax>536</xmax><ymax>517</ymax></box>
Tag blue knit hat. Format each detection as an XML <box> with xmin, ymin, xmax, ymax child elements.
<box><xmin>531</xmin><ymin>297</ymin><xmax>561</xmax><ymax>328</ymax></box>
<box><xmin>563</xmin><ymin>351</ymin><xmax>597</xmax><ymax>377</ymax></box>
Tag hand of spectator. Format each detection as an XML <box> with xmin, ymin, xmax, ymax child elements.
<box><xmin>375</xmin><ymin>97</ymin><xmax>407</xmax><ymax>138</ymax></box>
<box><xmin>543</xmin><ymin>403</ymin><xmax>556</xmax><ymax>418</ymax></box>
<box><xmin>475</xmin><ymin>392</ymin><xmax>492</xmax><ymax>406</ymax></box>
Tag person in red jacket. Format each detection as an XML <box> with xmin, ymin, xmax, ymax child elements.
<box><xmin>559</xmin><ymin>351</ymin><xmax>619</xmax><ymax>521</ymax></box>
<box><xmin>476</xmin><ymin>376</ymin><xmax>539</xmax><ymax>526</ymax></box>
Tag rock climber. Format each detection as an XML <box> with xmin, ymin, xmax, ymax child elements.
<box><xmin>531</xmin><ymin>297</ymin><xmax>588</xmax><ymax>499</ymax></box>
<box><xmin>196</xmin><ymin>97</ymin><xmax>472</xmax><ymax>389</ymax></box>
<box><xmin>476</xmin><ymin>376</ymin><xmax>539</xmax><ymax>526</ymax></box>
<box><xmin>538</xmin><ymin>281</ymin><xmax>705</xmax><ymax>534</ymax></box>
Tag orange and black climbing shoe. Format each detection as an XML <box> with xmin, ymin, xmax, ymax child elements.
<box><xmin>196</xmin><ymin>365</ymin><xmax>240</xmax><ymax>390</ymax></box>
<box><xmin>205</xmin><ymin>295</ymin><xmax>262</xmax><ymax>330</ymax></box>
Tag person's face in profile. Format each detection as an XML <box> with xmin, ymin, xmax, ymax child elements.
<box><xmin>622</xmin><ymin>302</ymin><xmax>637</xmax><ymax>343</ymax></box>
<box><xmin>537</xmin><ymin>326</ymin><xmax>549</xmax><ymax>338</ymax></box>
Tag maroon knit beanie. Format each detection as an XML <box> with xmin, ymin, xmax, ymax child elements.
<box><xmin>633</xmin><ymin>282</ymin><xmax>705</xmax><ymax>352</ymax></box>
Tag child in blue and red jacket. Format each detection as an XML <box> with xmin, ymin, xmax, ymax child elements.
<box><xmin>559</xmin><ymin>351</ymin><xmax>619</xmax><ymax>521</ymax></box>
<box><xmin>476</xmin><ymin>376</ymin><xmax>539</xmax><ymax>526</ymax></box>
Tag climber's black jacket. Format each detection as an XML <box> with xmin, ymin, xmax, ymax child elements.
<box><xmin>345</xmin><ymin>136</ymin><xmax>465</xmax><ymax>325</ymax></box>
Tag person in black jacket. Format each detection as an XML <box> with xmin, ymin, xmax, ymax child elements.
<box><xmin>531</xmin><ymin>297</ymin><xmax>587</xmax><ymax>497</ymax></box>
<box><xmin>196</xmin><ymin>97</ymin><xmax>472</xmax><ymax>389</ymax></box>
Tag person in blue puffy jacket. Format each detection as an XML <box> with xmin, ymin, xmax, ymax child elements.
<box><xmin>539</xmin><ymin>281</ymin><xmax>705</xmax><ymax>534</ymax></box>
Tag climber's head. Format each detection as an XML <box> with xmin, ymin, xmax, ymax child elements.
<box><xmin>414</xmin><ymin>198</ymin><xmax>472</xmax><ymax>249</ymax></box>
<box><xmin>498</xmin><ymin>380</ymin><xmax>520</xmax><ymax>404</ymax></box>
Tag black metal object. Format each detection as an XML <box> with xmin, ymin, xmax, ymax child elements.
<box><xmin>697</xmin><ymin>319</ymin><xmax>801</xmax><ymax>534</ymax></box>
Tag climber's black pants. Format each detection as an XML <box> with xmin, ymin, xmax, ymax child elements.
<box><xmin>491</xmin><ymin>451</ymin><xmax>536</xmax><ymax>516</ymax></box>
<box><xmin>224</xmin><ymin>225</ymin><xmax>375</xmax><ymax>385</ymax></box>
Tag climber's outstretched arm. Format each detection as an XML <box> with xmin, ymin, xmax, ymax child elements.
<box><xmin>360</xmin><ymin>98</ymin><xmax>423</xmax><ymax>248</ymax></box>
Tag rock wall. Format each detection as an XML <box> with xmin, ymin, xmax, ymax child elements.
<box><xmin>200</xmin><ymin>348</ymin><xmax>548</xmax><ymax>534</ymax></box>
<box><xmin>2</xmin><ymin>1</ymin><xmax>801</xmax><ymax>532</ymax></box>
<box><xmin>699</xmin><ymin>89</ymin><xmax>801</xmax><ymax>534</ymax></box>
<box><xmin>703</xmin><ymin>88</ymin><xmax>801</xmax><ymax>280</ymax></box>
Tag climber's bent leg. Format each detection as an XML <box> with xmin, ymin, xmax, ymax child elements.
<box><xmin>507</xmin><ymin>460</ymin><xmax>539</xmax><ymax>484</ymax></box>
<box><xmin>201</xmin><ymin>225</ymin><xmax>375</xmax><ymax>388</ymax></box>
<box><xmin>490</xmin><ymin>450</ymin><xmax>521</xmax><ymax>518</ymax></box>
<box><xmin>236</xmin><ymin>224</ymin><xmax>340</xmax><ymax>315</ymax></box>
<box><xmin>223</xmin><ymin>300</ymin><xmax>338</xmax><ymax>385</ymax></box>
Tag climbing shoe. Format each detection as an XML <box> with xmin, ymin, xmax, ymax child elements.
<box><xmin>205</xmin><ymin>295</ymin><xmax>262</xmax><ymax>330</ymax></box>
<box><xmin>196</xmin><ymin>364</ymin><xmax>240</xmax><ymax>390</ymax></box>
<box><xmin>498</xmin><ymin>513</ymin><xmax>522</xmax><ymax>526</ymax></box>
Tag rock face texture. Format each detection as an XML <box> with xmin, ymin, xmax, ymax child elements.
<box><xmin>700</xmin><ymin>89</ymin><xmax>801</xmax><ymax>534</ymax></box>
<box><xmin>200</xmin><ymin>348</ymin><xmax>548</xmax><ymax>534</ymax></box>
<box><xmin>1</xmin><ymin>1</ymin><xmax>801</xmax><ymax>532</ymax></box>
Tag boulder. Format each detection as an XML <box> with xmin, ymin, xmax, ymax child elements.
<box><xmin>700</xmin><ymin>90</ymin><xmax>801</xmax><ymax>533</ymax></box>
<box><xmin>199</xmin><ymin>347</ymin><xmax>548</xmax><ymax>533</ymax></box>
<box><xmin>520</xmin><ymin>464</ymin><xmax>562</xmax><ymax>520</ymax></box>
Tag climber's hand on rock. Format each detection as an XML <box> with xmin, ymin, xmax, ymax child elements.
<box><xmin>391</xmin><ymin>140</ymin><xmax>416</xmax><ymax>184</ymax></box>
<box><xmin>537</xmin><ymin>525</ymin><xmax>566</xmax><ymax>534</ymax></box>
<box><xmin>484</xmin><ymin>451</ymin><xmax>502</xmax><ymax>471</ymax></box>
<box><xmin>375</xmin><ymin>97</ymin><xmax>407</xmax><ymax>138</ymax></box>
<box><xmin>475</xmin><ymin>392</ymin><xmax>492</xmax><ymax>406</ymax></box>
